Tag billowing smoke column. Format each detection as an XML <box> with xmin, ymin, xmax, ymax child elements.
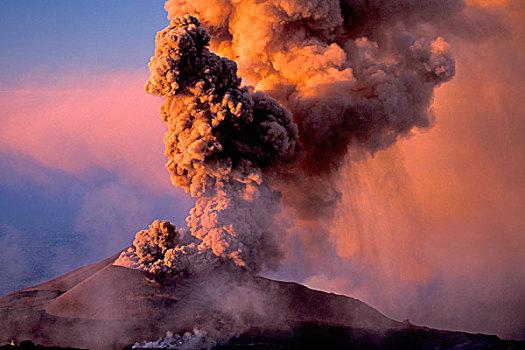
<box><xmin>116</xmin><ymin>15</ymin><xmax>299</xmax><ymax>275</ymax></box>
<box><xmin>163</xmin><ymin>0</ymin><xmax>456</xmax><ymax>252</ymax></box>
<box><xmin>117</xmin><ymin>0</ymin><xmax>456</xmax><ymax>276</ymax></box>
<box><xmin>165</xmin><ymin>0</ymin><xmax>455</xmax><ymax>166</ymax></box>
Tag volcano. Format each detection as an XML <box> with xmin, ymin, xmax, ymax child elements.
<box><xmin>0</xmin><ymin>253</ymin><xmax>523</xmax><ymax>350</ymax></box>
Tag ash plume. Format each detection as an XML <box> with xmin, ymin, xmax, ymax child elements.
<box><xmin>165</xmin><ymin>0</ymin><xmax>456</xmax><ymax>165</ymax></box>
<box><xmin>118</xmin><ymin>0</ymin><xmax>456</xmax><ymax>277</ymax></box>
<box><xmin>116</xmin><ymin>15</ymin><xmax>299</xmax><ymax>274</ymax></box>
<box><xmin>164</xmin><ymin>0</ymin><xmax>455</xmax><ymax>258</ymax></box>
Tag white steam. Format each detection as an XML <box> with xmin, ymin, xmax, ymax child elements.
<box><xmin>132</xmin><ymin>329</ymin><xmax>209</xmax><ymax>349</ymax></box>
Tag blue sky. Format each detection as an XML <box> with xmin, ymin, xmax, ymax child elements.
<box><xmin>1</xmin><ymin>0</ymin><xmax>167</xmax><ymax>88</ymax></box>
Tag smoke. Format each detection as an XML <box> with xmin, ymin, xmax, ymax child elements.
<box><xmin>132</xmin><ymin>329</ymin><xmax>208</xmax><ymax>349</ymax></box>
<box><xmin>116</xmin><ymin>15</ymin><xmax>299</xmax><ymax>274</ymax></box>
<box><xmin>118</xmin><ymin>0</ymin><xmax>459</xmax><ymax>278</ymax></box>
<box><xmin>165</xmin><ymin>0</ymin><xmax>455</xmax><ymax>163</ymax></box>
<box><xmin>114</xmin><ymin>0</ymin><xmax>525</xmax><ymax>340</ymax></box>
<box><xmin>272</xmin><ymin>0</ymin><xmax>524</xmax><ymax>340</ymax></box>
<box><xmin>117</xmin><ymin>220</ymin><xmax>216</xmax><ymax>275</ymax></box>
<box><xmin>159</xmin><ymin>0</ymin><xmax>456</xmax><ymax>270</ymax></box>
<box><xmin>112</xmin><ymin>5</ymin><xmax>456</xmax><ymax>323</ymax></box>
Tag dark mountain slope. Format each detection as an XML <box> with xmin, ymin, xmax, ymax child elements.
<box><xmin>0</xmin><ymin>254</ymin><xmax>523</xmax><ymax>350</ymax></box>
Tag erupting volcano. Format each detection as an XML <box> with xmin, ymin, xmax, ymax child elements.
<box><xmin>1</xmin><ymin>0</ymin><xmax>524</xmax><ymax>349</ymax></box>
<box><xmin>115</xmin><ymin>5</ymin><xmax>455</xmax><ymax>280</ymax></box>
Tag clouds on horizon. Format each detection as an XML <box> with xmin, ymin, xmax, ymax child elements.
<box><xmin>0</xmin><ymin>70</ymin><xmax>178</xmax><ymax>192</ymax></box>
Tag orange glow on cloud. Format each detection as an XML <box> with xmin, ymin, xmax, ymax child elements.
<box><xmin>467</xmin><ymin>0</ymin><xmax>509</xmax><ymax>6</ymax></box>
<box><xmin>310</xmin><ymin>0</ymin><xmax>525</xmax><ymax>338</ymax></box>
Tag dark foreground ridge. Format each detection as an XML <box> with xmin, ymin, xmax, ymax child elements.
<box><xmin>0</xmin><ymin>254</ymin><xmax>523</xmax><ymax>350</ymax></box>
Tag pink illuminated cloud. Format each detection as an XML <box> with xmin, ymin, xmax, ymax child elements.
<box><xmin>0</xmin><ymin>70</ymin><xmax>174</xmax><ymax>193</ymax></box>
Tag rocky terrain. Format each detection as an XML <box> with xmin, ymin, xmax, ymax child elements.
<box><xmin>0</xmin><ymin>254</ymin><xmax>523</xmax><ymax>350</ymax></box>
